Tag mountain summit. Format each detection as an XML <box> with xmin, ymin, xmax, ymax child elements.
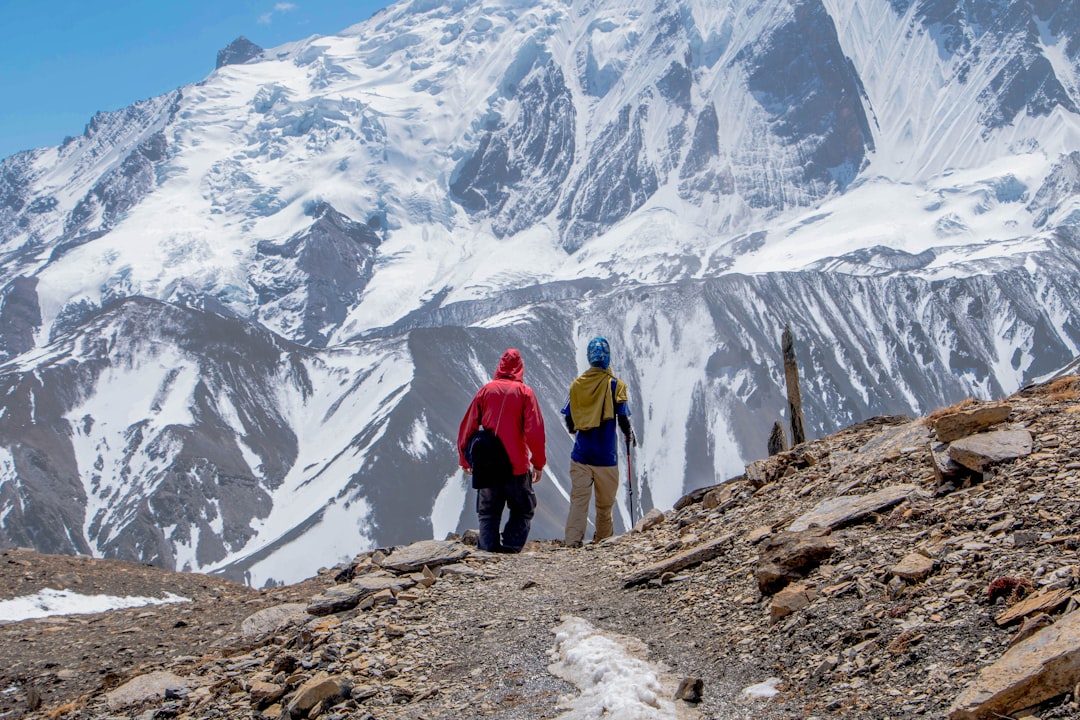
<box><xmin>0</xmin><ymin>0</ymin><xmax>1078</xmax><ymax>585</ymax></box>
<box><xmin>216</xmin><ymin>36</ymin><xmax>264</xmax><ymax>69</ymax></box>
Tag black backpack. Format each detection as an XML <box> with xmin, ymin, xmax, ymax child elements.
<box><xmin>465</xmin><ymin>426</ymin><xmax>512</xmax><ymax>489</ymax></box>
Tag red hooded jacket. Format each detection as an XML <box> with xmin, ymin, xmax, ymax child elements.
<box><xmin>457</xmin><ymin>349</ymin><xmax>546</xmax><ymax>475</ymax></box>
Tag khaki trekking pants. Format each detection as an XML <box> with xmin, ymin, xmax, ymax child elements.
<box><xmin>564</xmin><ymin>461</ymin><xmax>619</xmax><ymax>545</ymax></box>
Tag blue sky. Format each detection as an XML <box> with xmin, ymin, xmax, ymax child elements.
<box><xmin>0</xmin><ymin>0</ymin><xmax>393</xmax><ymax>160</ymax></box>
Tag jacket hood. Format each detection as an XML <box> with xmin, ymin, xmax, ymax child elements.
<box><xmin>494</xmin><ymin>348</ymin><xmax>524</xmax><ymax>382</ymax></box>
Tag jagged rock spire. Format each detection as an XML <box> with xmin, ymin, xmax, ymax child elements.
<box><xmin>216</xmin><ymin>36</ymin><xmax>263</xmax><ymax>69</ymax></box>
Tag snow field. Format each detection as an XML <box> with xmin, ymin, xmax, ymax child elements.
<box><xmin>0</xmin><ymin>589</ymin><xmax>189</xmax><ymax>623</ymax></box>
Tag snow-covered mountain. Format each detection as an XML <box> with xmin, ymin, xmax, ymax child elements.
<box><xmin>0</xmin><ymin>0</ymin><xmax>1078</xmax><ymax>586</ymax></box>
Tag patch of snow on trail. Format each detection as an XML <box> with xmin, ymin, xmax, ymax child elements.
<box><xmin>742</xmin><ymin>677</ymin><xmax>783</xmax><ymax>699</ymax></box>
<box><xmin>0</xmin><ymin>588</ymin><xmax>189</xmax><ymax>623</ymax></box>
<box><xmin>548</xmin><ymin>616</ymin><xmax>700</xmax><ymax>720</ymax></box>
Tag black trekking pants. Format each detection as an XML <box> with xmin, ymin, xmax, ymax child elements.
<box><xmin>476</xmin><ymin>473</ymin><xmax>536</xmax><ymax>553</ymax></box>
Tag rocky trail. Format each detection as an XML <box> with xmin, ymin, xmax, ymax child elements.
<box><xmin>2</xmin><ymin>376</ymin><xmax>1080</xmax><ymax>720</ymax></box>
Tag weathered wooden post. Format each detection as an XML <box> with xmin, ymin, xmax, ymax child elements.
<box><xmin>768</xmin><ymin>420</ymin><xmax>787</xmax><ymax>456</ymax></box>
<box><xmin>782</xmin><ymin>324</ymin><xmax>806</xmax><ymax>446</ymax></box>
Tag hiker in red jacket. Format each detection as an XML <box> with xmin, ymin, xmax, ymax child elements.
<box><xmin>457</xmin><ymin>348</ymin><xmax>546</xmax><ymax>553</ymax></box>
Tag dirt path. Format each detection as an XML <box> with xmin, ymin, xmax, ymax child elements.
<box><xmin>372</xmin><ymin>541</ymin><xmax>773</xmax><ymax>720</ymax></box>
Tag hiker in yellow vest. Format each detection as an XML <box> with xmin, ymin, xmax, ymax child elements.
<box><xmin>561</xmin><ymin>336</ymin><xmax>636</xmax><ymax>546</ymax></box>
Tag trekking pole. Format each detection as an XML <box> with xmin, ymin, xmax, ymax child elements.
<box><xmin>626</xmin><ymin>434</ymin><xmax>636</xmax><ymax>528</ymax></box>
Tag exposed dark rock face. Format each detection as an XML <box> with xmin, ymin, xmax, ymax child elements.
<box><xmin>0</xmin><ymin>276</ymin><xmax>40</xmax><ymax>362</ymax></box>
<box><xmin>558</xmin><ymin>103</ymin><xmax>659</xmax><ymax>251</ymax></box>
<box><xmin>0</xmin><ymin>151</ymin><xmax>36</xmax><ymax>218</ymax></box>
<box><xmin>738</xmin><ymin>0</ymin><xmax>874</xmax><ymax>196</ymax></box>
<box><xmin>58</xmin><ymin>131</ymin><xmax>171</xmax><ymax>257</ymax></box>
<box><xmin>0</xmin><ymin>298</ymin><xmax>305</xmax><ymax>569</ymax></box>
<box><xmin>1032</xmin><ymin>0</ymin><xmax>1080</xmax><ymax>57</ymax></box>
<box><xmin>217</xmin><ymin>37</ymin><xmax>264</xmax><ymax>69</ymax></box>
<box><xmin>1028</xmin><ymin>151</ymin><xmax>1080</xmax><ymax>228</ymax></box>
<box><xmin>657</xmin><ymin>60</ymin><xmax>693</xmax><ymax>110</ymax></box>
<box><xmin>679</xmin><ymin>103</ymin><xmax>735</xmax><ymax>198</ymax></box>
<box><xmin>681</xmin><ymin>104</ymin><xmax>720</xmax><ymax>179</ymax></box>
<box><xmin>890</xmin><ymin>0</ymin><xmax>1079</xmax><ymax>129</ymax></box>
<box><xmin>977</xmin><ymin>53</ymin><xmax>1078</xmax><ymax>129</ymax></box>
<box><xmin>252</xmin><ymin>202</ymin><xmax>381</xmax><ymax>347</ymax></box>
<box><xmin>450</xmin><ymin>59</ymin><xmax>576</xmax><ymax>238</ymax></box>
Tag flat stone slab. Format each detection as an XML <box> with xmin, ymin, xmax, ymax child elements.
<box><xmin>949</xmin><ymin>607</ymin><xmax>1080</xmax><ymax>719</ymax></box>
<box><xmin>307</xmin><ymin>576</ymin><xmax>412</xmax><ymax>616</ymax></box>
<box><xmin>788</xmin><ymin>484</ymin><xmax>919</xmax><ymax>532</ymax></box>
<box><xmin>995</xmin><ymin>588</ymin><xmax>1074</xmax><ymax>627</ymax></box>
<box><xmin>856</xmin><ymin>421</ymin><xmax>931</xmax><ymax>462</ymax></box>
<box><xmin>934</xmin><ymin>404</ymin><xmax>1012</xmax><ymax>442</ymax></box>
<box><xmin>829</xmin><ymin>420</ymin><xmax>927</xmax><ymax>473</ymax></box>
<box><xmin>948</xmin><ymin>430</ymin><xmax>1033</xmax><ymax>472</ymax></box>
<box><xmin>624</xmin><ymin>534</ymin><xmax>733</xmax><ymax>587</ymax></box>
<box><xmin>377</xmin><ymin>540</ymin><xmax>471</xmax><ymax>573</ymax></box>
<box><xmin>106</xmin><ymin>670</ymin><xmax>189</xmax><ymax>710</ymax></box>
<box><xmin>241</xmin><ymin>603</ymin><xmax>309</xmax><ymax>639</ymax></box>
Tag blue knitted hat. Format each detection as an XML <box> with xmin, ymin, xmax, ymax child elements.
<box><xmin>587</xmin><ymin>336</ymin><xmax>610</xmax><ymax>369</ymax></box>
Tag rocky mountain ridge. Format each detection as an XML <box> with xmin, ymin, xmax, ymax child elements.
<box><xmin>2</xmin><ymin>373</ymin><xmax>1079</xmax><ymax>719</ymax></box>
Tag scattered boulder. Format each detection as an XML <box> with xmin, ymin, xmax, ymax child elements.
<box><xmin>770</xmin><ymin>582</ymin><xmax>817</xmax><ymax>624</ymax></box>
<box><xmin>249</xmin><ymin>680</ymin><xmax>285</xmax><ymax>707</ymax></box>
<box><xmin>634</xmin><ymin>508</ymin><xmax>665</xmax><ymax>532</ymax></box>
<box><xmin>702</xmin><ymin>485</ymin><xmax>734</xmax><ymax>510</ymax></box>
<box><xmin>891</xmin><ymin>553</ymin><xmax>935</xmax><ymax>582</ymax></box>
<box><xmin>674</xmin><ymin>676</ymin><xmax>704</xmax><ymax>703</ymax></box>
<box><xmin>1010</xmin><ymin>614</ymin><xmax>1055</xmax><ymax>648</ymax></box>
<box><xmin>360</xmin><ymin>588</ymin><xmax>396</xmax><ymax>610</ymax></box>
<box><xmin>106</xmin><ymin>671</ymin><xmax>190</xmax><ymax>710</ymax></box>
<box><xmin>745</xmin><ymin>445</ymin><xmax>820</xmax><ymax>490</ymax></box>
<box><xmin>949</xmin><ymin>609</ymin><xmax>1080</xmax><ymax>719</ymax></box>
<box><xmin>745</xmin><ymin>459</ymin><xmax>774</xmax><ymax>489</ymax></box>
<box><xmin>947</xmin><ymin>430</ymin><xmax>1033</xmax><ymax>472</ymax></box>
<box><xmin>831</xmin><ymin>420</ymin><xmax>927</xmax><ymax>470</ymax></box>
<box><xmin>995</xmin><ymin>588</ymin><xmax>1074</xmax><ymax>627</ymax></box>
<box><xmin>931</xmin><ymin>442</ymin><xmax>971</xmax><ymax>487</ymax></box>
<box><xmin>284</xmin><ymin>673</ymin><xmax>350</xmax><ymax>719</ymax></box>
<box><xmin>746</xmin><ymin>525</ymin><xmax>772</xmax><ymax>545</ymax></box>
<box><xmin>674</xmin><ymin>483</ymin><xmax>726</xmax><ymax>510</ymax></box>
<box><xmin>756</xmin><ymin>528</ymin><xmax>835</xmax><ymax>595</ymax></box>
<box><xmin>242</xmin><ymin>603</ymin><xmax>309</xmax><ymax>640</ymax></box>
